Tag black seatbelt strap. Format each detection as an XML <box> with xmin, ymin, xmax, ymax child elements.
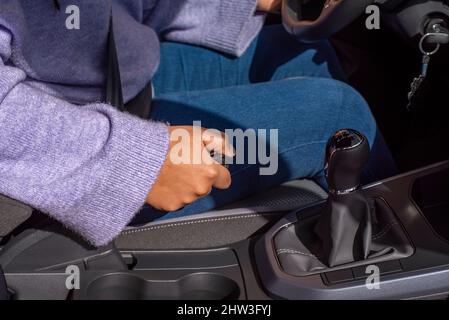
<box><xmin>106</xmin><ymin>14</ymin><xmax>125</xmax><ymax>111</ymax></box>
<box><xmin>106</xmin><ymin>11</ymin><xmax>153</xmax><ymax>118</ymax></box>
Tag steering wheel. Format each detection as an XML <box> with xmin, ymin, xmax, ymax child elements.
<box><xmin>282</xmin><ymin>0</ymin><xmax>376</xmax><ymax>42</ymax></box>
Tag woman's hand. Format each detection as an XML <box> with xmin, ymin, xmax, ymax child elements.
<box><xmin>146</xmin><ymin>126</ymin><xmax>234</xmax><ymax>212</ymax></box>
<box><xmin>257</xmin><ymin>0</ymin><xmax>282</xmax><ymax>13</ymax></box>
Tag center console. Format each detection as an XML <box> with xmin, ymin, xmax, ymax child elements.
<box><xmin>255</xmin><ymin>159</ymin><xmax>449</xmax><ymax>299</ymax></box>
<box><xmin>1</xmin><ymin>136</ymin><xmax>449</xmax><ymax>300</ymax></box>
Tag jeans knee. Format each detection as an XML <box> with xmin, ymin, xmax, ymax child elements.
<box><xmin>333</xmin><ymin>81</ymin><xmax>377</xmax><ymax>148</ymax></box>
<box><xmin>309</xmin><ymin>40</ymin><xmax>346</xmax><ymax>80</ymax></box>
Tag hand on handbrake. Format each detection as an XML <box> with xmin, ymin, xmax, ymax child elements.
<box><xmin>146</xmin><ymin>126</ymin><xmax>234</xmax><ymax>212</ymax></box>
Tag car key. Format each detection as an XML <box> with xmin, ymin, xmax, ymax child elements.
<box><xmin>406</xmin><ymin>53</ymin><xmax>430</xmax><ymax>110</ymax></box>
<box><xmin>406</xmin><ymin>33</ymin><xmax>440</xmax><ymax>110</ymax></box>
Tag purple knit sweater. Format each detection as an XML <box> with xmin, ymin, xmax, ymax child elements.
<box><xmin>0</xmin><ymin>0</ymin><xmax>265</xmax><ymax>246</ymax></box>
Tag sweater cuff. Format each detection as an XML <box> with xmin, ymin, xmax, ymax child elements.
<box><xmin>204</xmin><ymin>0</ymin><xmax>266</xmax><ymax>56</ymax></box>
<box><xmin>74</xmin><ymin>109</ymin><xmax>169</xmax><ymax>247</ymax></box>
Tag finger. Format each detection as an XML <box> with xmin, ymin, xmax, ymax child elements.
<box><xmin>202</xmin><ymin>128</ymin><xmax>235</xmax><ymax>158</ymax></box>
<box><xmin>194</xmin><ymin>184</ymin><xmax>213</xmax><ymax>198</ymax></box>
<box><xmin>211</xmin><ymin>163</ymin><xmax>232</xmax><ymax>189</ymax></box>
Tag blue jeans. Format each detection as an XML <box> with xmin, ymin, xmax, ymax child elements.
<box><xmin>132</xmin><ymin>25</ymin><xmax>396</xmax><ymax>223</ymax></box>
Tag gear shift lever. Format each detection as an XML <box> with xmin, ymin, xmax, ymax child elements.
<box><xmin>315</xmin><ymin>129</ymin><xmax>372</xmax><ymax>267</ymax></box>
<box><xmin>325</xmin><ymin>129</ymin><xmax>370</xmax><ymax>195</ymax></box>
<box><xmin>269</xmin><ymin>128</ymin><xmax>412</xmax><ymax>277</ymax></box>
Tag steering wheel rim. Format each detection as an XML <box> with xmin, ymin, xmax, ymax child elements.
<box><xmin>282</xmin><ymin>0</ymin><xmax>375</xmax><ymax>42</ymax></box>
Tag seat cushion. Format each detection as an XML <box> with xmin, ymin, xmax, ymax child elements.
<box><xmin>116</xmin><ymin>180</ymin><xmax>327</xmax><ymax>250</ymax></box>
<box><xmin>0</xmin><ymin>195</ymin><xmax>33</xmax><ymax>238</ymax></box>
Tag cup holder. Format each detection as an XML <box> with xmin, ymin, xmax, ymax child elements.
<box><xmin>85</xmin><ymin>272</ymin><xmax>240</xmax><ymax>300</ymax></box>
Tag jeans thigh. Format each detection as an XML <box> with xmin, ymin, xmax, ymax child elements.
<box><xmin>137</xmin><ymin>77</ymin><xmax>378</xmax><ymax>221</ymax></box>
<box><xmin>152</xmin><ymin>25</ymin><xmax>345</xmax><ymax>95</ymax></box>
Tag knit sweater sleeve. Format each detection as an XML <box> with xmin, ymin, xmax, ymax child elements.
<box><xmin>144</xmin><ymin>0</ymin><xmax>266</xmax><ymax>56</ymax></box>
<box><xmin>0</xmin><ymin>27</ymin><xmax>169</xmax><ymax>247</ymax></box>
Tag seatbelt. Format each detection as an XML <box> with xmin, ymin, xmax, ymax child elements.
<box><xmin>106</xmin><ymin>12</ymin><xmax>153</xmax><ymax>118</ymax></box>
<box><xmin>106</xmin><ymin>13</ymin><xmax>125</xmax><ymax>110</ymax></box>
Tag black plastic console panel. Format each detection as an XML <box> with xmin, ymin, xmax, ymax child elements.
<box><xmin>411</xmin><ymin>168</ymin><xmax>449</xmax><ymax>243</ymax></box>
<box><xmin>74</xmin><ymin>249</ymin><xmax>245</xmax><ymax>300</ymax></box>
<box><xmin>0</xmin><ymin>222</ymin><xmax>246</xmax><ymax>300</ymax></box>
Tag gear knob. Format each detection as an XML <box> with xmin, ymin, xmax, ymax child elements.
<box><xmin>325</xmin><ymin>129</ymin><xmax>370</xmax><ymax>195</ymax></box>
